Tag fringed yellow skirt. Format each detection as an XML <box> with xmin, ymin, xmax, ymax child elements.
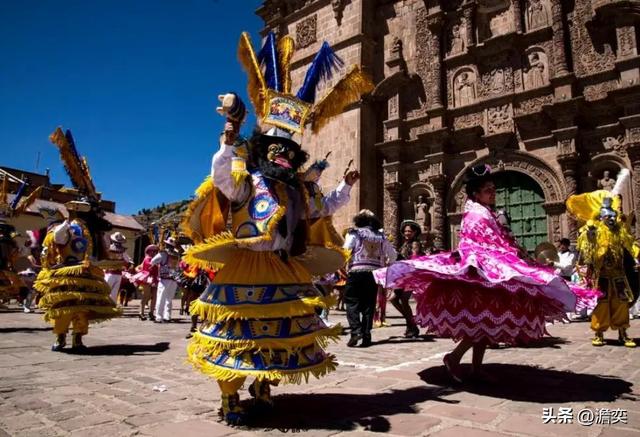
<box><xmin>187</xmin><ymin>249</ymin><xmax>340</xmax><ymax>384</ymax></box>
<box><xmin>35</xmin><ymin>263</ymin><xmax>121</xmax><ymax>323</ymax></box>
<box><xmin>0</xmin><ymin>269</ymin><xmax>25</xmax><ymax>300</ymax></box>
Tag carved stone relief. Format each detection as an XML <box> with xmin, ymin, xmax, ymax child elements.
<box><xmin>602</xmin><ymin>135</ymin><xmax>626</xmax><ymax>156</ymax></box>
<box><xmin>296</xmin><ymin>14</ymin><xmax>317</xmax><ymax>49</ymax></box>
<box><xmin>570</xmin><ymin>1</ymin><xmax>616</xmax><ymax>77</ymax></box>
<box><xmin>453</xmin><ymin>112</ymin><xmax>483</xmax><ymax>130</ymax></box>
<box><xmin>524</xmin><ymin>50</ymin><xmax>549</xmax><ymax>89</ymax></box>
<box><xmin>617</xmin><ymin>26</ymin><xmax>636</xmax><ymax>58</ymax></box>
<box><xmin>487</xmin><ymin>104</ymin><xmax>513</xmax><ymax>134</ymax></box>
<box><xmin>514</xmin><ymin>94</ymin><xmax>553</xmax><ymax>116</ymax></box>
<box><xmin>583</xmin><ymin>79</ymin><xmax>618</xmax><ymax>101</ymax></box>
<box><xmin>526</xmin><ymin>0</ymin><xmax>550</xmax><ymax>31</ymax></box>
<box><xmin>453</xmin><ymin>69</ymin><xmax>477</xmax><ymax>107</ymax></box>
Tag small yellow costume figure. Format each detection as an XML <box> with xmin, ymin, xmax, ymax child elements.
<box><xmin>567</xmin><ymin>169</ymin><xmax>638</xmax><ymax>347</ymax></box>
<box><xmin>35</xmin><ymin>200</ymin><xmax>121</xmax><ymax>351</ymax></box>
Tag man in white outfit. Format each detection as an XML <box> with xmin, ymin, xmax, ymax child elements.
<box><xmin>104</xmin><ymin>232</ymin><xmax>132</xmax><ymax>304</ymax></box>
<box><xmin>151</xmin><ymin>238</ymin><xmax>180</xmax><ymax>323</ymax></box>
<box><xmin>552</xmin><ymin>238</ymin><xmax>582</xmax><ymax>321</ymax></box>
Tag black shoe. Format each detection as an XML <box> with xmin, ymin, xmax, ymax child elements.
<box><xmin>51</xmin><ymin>334</ymin><xmax>66</xmax><ymax>352</ymax></box>
<box><xmin>139</xmin><ymin>314</ymin><xmax>147</xmax><ymax>321</ymax></box>
<box><xmin>347</xmin><ymin>335</ymin><xmax>361</xmax><ymax>347</ymax></box>
<box><xmin>404</xmin><ymin>326</ymin><xmax>420</xmax><ymax>338</ymax></box>
<box><xmin>359</xmin><ymin>338</ymin><xmax>372</xmax><ymax>348</ymax></box>
<box><xmin>185</xmin><ymin>332</ymin><xmax>193</xmax><ymax>339</ymax></box>
<box><xmin>149</xmin><ymin>314</ymin><xmax>156</xmax><ymax>322</ymax></box>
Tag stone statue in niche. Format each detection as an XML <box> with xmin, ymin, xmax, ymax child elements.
<box><xmin>526</xmin><ymin>0</ymin><xmax>548</xmax><ymax>31</ymax></box>
<box><xmin>455</xmin><ymin>71</ymin><xmax>476</xmax><ymax>107</ymax></box>
<box><xmin>597</xmin><ymin>170</ymin><xmax>617</xmax><ymax>191</ymax></box>
<box><xmin>448</xmin><ymin>22</ymin><xmax>466</xmax><ymax>56</ymax></box>
<box><xmin>414</xmin><ymin>195</ymin><xmax>431</xmax><ymax>232</ymax></box>
<box><xmin>525</xmin><ymin>52</ymin><xmax>547</xmax><ymax>89</ymax></box>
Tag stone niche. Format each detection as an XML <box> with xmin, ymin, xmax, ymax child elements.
<box><xmin>453</xmin><ymin>68</ymin><xmax>478</xmax><ymax>107</ymax></box>
<box><xmin>477</xmin><ymin>0</ymin><xmax>514</xmax><ymax>42</ymax></box>
<box><xmin>523</xmin><ymin>48</ymin><xmax>549</xmax><ymax>90</ymax></box>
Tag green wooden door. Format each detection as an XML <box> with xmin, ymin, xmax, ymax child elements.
<box><xmin>494</xmin><ymin>171</ymin><xmax>547</xmax><ymax>253</ymax></box>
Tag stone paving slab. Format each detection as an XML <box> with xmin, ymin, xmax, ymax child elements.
<box><xmin>0</xmin><ymin>301</ymin><xmax>638</xmax><ymax>436</ymax></box>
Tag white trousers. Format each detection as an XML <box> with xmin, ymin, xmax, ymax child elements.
<box><xmin>105</xmin><ymin>273</ymin><xmax>122</xmax><ymax>303</ymax></box>
<box><xmin>155</xmin><ymin>279</ymin><xmax>178</xmax><ymax>321</ymax></box>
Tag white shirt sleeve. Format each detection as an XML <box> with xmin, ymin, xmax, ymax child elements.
<box><xmin>150</xmin><ymin>252</ymin><xmax>166</xmax><ymax>266</ymax></box>
<box><xmin>343</xmin><ymin>232</ymin><xmax>356</xmax><ymax>250</ymax></box>
<box><xmin>310</xmin><ymin>181</ymin><xmax>352</xmax><ymax>218</ymax></box>
<box><xmin>211</xmin><ymin>138</ymin><xmax>250</xmax><ymax>203</ymax></box>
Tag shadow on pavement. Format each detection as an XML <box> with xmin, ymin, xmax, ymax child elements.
<box><xmin>372</xmin><ymin>334</ymin><xmax>437</xmax><ymax>345</ymax></box>
<box><xmin>242</xmin><ymin>386</ymin><xmax>449</xmax><ymax>432</ymax></box>
<box><xmin>72</xmin><ymin>341</ymin><xmax>170</xmax><ymax>356</ymax></box>
<box><xmin>484</xmin><ymin>336</ymin><xmax>571</xmax><ymax>350</ymax></box>
<box><xmin>419</xmin><ymin>363</ymin><xmax>635</xmax><ymax>403</ymax></box>
<box><xmin>0</xmin><ymin>326</ymin><xmax>53</xmax><ymax>333</ymax></box>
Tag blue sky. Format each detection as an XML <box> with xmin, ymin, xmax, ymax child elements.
<box><xmin>1</xmin><ymin>0</ymin><xmax>263</xmax><ymax>214</ymax></box>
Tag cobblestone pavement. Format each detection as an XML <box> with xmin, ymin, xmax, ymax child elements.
<box><xmin>0</xmin><ymin>301</ymin><xmax>639</xmax><ymax>436</ymax></box>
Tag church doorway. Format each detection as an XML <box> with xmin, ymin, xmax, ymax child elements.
<box><xmin>493</xmin><ymin>171</ymin><xmax>547</xmax><ymax>253</ymax></box>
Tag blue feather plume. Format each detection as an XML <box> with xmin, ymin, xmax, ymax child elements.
<box><xmin>296</xmin><ymin>41</ymin><xmax>344</xmax><ymax>103</ymax></box>
<box><xmin>9</xmin><ymin>182</ymin><xmax>27</xmax><ymax>210</ymax></box>
<box><xmin>257</xmin><ymin>32</ymin><xmax>281</xmax><ymax>92</ymax></box>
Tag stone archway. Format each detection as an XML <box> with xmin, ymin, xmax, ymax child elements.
<box><xmin>447</xmin><ymin>151</ymin><xmax>564</xmax><ymax>213</ymax></box>
<box><xmin>446</xmin><ymin>152</ymin><xmax>565</xmax><ymax>248</ymax></box>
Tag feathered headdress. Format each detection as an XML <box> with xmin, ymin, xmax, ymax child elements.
<box><xmin>49</xmin><ymin>127</ymin><xmax>98</xmax><ymax>201</ymax></box>
<box><xmin>238</xmin><ymin>31</ymin><xmax>373</xmax><ymax>135</ymax></box>
<box><xmin>566</xmin><ymin>169</ymin><xmax>629</xmax><ymax>222</ymax></box>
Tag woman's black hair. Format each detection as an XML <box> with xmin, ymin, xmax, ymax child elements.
<box><xmin>353</xmin><ymin>211</ymin><xmax>382</xmax><ymax>230</ymax></box>
<box><xmin>464</xmin><ymin>164</ymin><xmax>494</xmax><ymax>200</ymax></box>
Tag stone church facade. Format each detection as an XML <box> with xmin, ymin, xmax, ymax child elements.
<box><xmin>258</xmin><ymin>0</ymin><xmax>640</xmax><ymax>251</ymax></box>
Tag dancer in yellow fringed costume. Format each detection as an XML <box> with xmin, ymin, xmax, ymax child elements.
<box><xmin>181</xmin><ymin>31</ymin><xmax>373</xmax><ymax>425</ymax></box>
<box><xmin>567</xmin><ymin>169</ymin><xmax>638</xmax><ymax>348</ymax></box>
<box><xmin>35</xmin><ymin>128</ymin><xmax>121</xmax><ymax>352</ymax></box>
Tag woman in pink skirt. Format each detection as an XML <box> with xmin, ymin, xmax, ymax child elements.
<box><xmin>131</xmin><ymin>244</ymin><xmax>159</xmax><ymax>321</ymax></box>
<box><xmin>375</xmin><ymin>164</ymin><xmax>598</xmax><ymax>382</ymax></box>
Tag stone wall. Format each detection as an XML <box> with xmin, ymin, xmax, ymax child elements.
<box><xmin>259</xmin><ymin>0</ymin><xmax>640</xmax><ymax>246</ymax></box>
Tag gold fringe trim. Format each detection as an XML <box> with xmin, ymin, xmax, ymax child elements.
<box><xmin>238</xmin><ymin>32</ymin><xmax>267</xmax><ymax>118</ymax></box>
<box><xmin>43</xmin><ymin>305</ymin><xmax>122</xmax><ymax>323</ymax></box>
<box><xmin>188</xmin><ymin>324</ymin><xmax>342</xmax><ymax>357</ymax></box>
<box><xmin>278</xmin><ymin>36</ymin><xmax>295</xmax><ymax>94</ymax></box>
<box><xmin>310</xmin><ymin>66</ymin><xmax>375</xmax><ymax>134</ymax></box>
<box><xmin>185</xmin><ymin>182</ymin><xmax>289</xmax><ymax>266</ymax></box>
<box><xmin>34</xmin><ymin>276</ymin><xmax>110</xmax><ymax>292</ymax></box>
<box><xmin>187</xmin><ymin>346</ymin><xmax>337</xmax><ymax>384</ymax></box>
<box><xmin>38</xmin><ymin>291</ymin><xmax>114</xmax><ymax>308</ymax></box>
<box><xmin>189</xmin><ymin>294</ymin><xmax>336</xmax><ymax>323</ymax></box>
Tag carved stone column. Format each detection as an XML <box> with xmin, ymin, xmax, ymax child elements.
<box><xmin>513</xmin><ymin>0</ymin><xmax>523</xmax><ymax>33</ymax></box>
<box><xmin>427</xmin><ymin>13</ymin><xmax>444</xmax><ymax>108</ymax></box>
<box><xmin>550</xmin><ymin>0</ymin><xmax>569</xmax><ymax>76</ymax></box>
<box><xmin>428</xmin><ymin>176</ymin><xmax>446</xmax><ymax>250</ymax></box>
<box><xmin>384</xmin><ymin>181</ymin><xmax>402</xmax><ymax>242</ymax></box>
<box><xmin>554</xmin><ymin>126</ymin><xmax>579</xmax><ymax>240</ymax></box>
<box><xmin>557</xmin><ymin>152</ymin><xmax>579</xmax><ymax>240</ymax></box>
